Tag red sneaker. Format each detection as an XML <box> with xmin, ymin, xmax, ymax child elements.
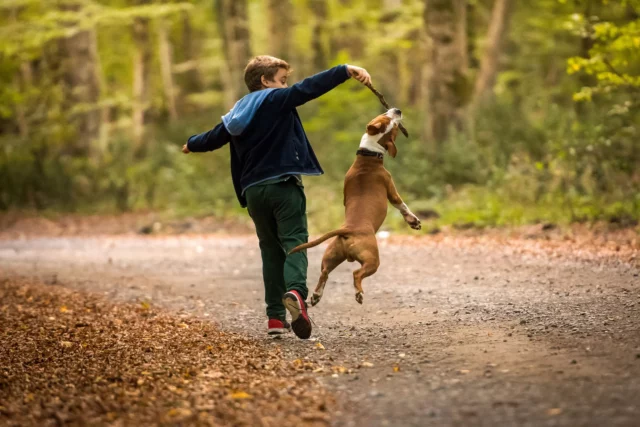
<box><xmin>267</xmin><ymin>318</ymin><xmax>291</xmax><ymax>335</ymax></box>
<box><xmin>283</xmin><ymin>291</ymin><xmax>312</xmax><ymax>339</ymax></box>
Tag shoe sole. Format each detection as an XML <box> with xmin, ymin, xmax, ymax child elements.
<box><xmin>283</xmin><ymin>292</ymin><xmax>311</xmax><ymax>339</ymax></box>
<box><xmin>267</xmin><ymin>328</ymin><xmax>287</xmax><ymax>335</ymax></box>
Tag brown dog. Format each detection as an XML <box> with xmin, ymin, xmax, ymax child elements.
<box><xmin>289</xmin><ymin>108</ymin><xmax>421</xmax><ymax>306</ymax></box>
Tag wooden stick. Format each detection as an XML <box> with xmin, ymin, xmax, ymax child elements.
<box><xmin>365</xmin><ymin>83</ymin><xmax>409</xmax><ymax>138</ymax></box>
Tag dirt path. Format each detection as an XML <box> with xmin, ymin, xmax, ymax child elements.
<box><xmin>1</xmin><ymin>235</ymin><xmax>639</xmax><ymax>426</ymax></box>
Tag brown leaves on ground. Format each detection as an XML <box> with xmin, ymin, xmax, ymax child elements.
<box><xmin>0</xmin><ymin>279</ymin><xmax>333</xmax><ymax>426</ymax></box>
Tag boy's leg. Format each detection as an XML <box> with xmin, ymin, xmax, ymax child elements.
<box><xmin>245</xmin><ymin>186</ymin><xmax>287</xmax><ymax>321</ymax></box>
<box><xmin>264</xmin><ymin>179</ymin><xmax>312</xmax><ymax>339</ymax></box>
<box><xmin>266</xmin><ymin>180</ymin><xmax>309</xmax><ymax>300</ymax></box>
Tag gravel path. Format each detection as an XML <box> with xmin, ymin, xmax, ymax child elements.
<box><xmin>1</xmin><ymin>235</ymin><xmax>639</xmax><ymax>426</ymax></box>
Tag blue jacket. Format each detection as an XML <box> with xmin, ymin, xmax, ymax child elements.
<box><xmin>186</xmin><ymin>65</ymin><xmax>351</xmax><ymax>207</ymax></box>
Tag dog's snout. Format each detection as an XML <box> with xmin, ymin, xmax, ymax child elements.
<box><xmin>394</xmin><ymin>108</ymin><xmax>402</xmax><ymax>115</ymax></box>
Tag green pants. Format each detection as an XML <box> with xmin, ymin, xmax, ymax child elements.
<box><xmin>245</xmin><ymin>178</ymin><xmax>309</xmax><ymax>320</ymax></box>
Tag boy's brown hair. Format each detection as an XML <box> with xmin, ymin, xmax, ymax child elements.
<box><xmin>244</xmin><ymin>56</ymin><xmax>291</xmax><ymax>92</ymax></box>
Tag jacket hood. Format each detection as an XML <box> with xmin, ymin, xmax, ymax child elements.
<box><xmin>221</xmin><ymin>88</ymin><xmax>277</xmax><ymax>136</ymax></box>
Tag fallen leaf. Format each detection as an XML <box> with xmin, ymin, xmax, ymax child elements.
<box><xmin>166</xmin><ymin>408</ymin><xmax>192</xmax><ymax>417</ymax></box>
<box><xmin>459</xmin><ymin>369</ymin><xmax>470</xmax><ymax>374</ymax></box>
<box><xmin>393</xmin><ymin>366</ymin><xmax>400</xmax><ymax>373</ymax></box>
<box><xmin>177</xmin><ymin>323</ymin><xmax>189</xmax><ymax>329</ymax></box>
<box><xmin>140</xmin><ymin>301</ymin><xmax>151</xmax><ymax>310</ymax></box>
<box><xmin>547</xmin><ymin>408</ymin><xmax>563</xmax><ymax>416</ymax></box>
<box><xmin>315</xmin><ymin>342</ymin><xmax>325</xmax><ymax>350</ymax></box>
<box><xmin>331</xmin><ymin>366</ymin><xmax>347</xmax><ymax>374</ymax></box>
<box><xmin>361</xmin><ymin>362</ymin><xmax>375</xmax><ymax>368</ymax></box>
<box><xmin>59</xmin><ymin>306</ymin><xmax>69</xmax><ymax>313</ymax></box>
<box><xmin>60</xmin><ymin>341</ymin><xmax>73</xmax><ymax>348</ymax></box>
<box><xmin>229</xmin><ymin>391</ymin><xmax>252</xmax><ymax>400</ymax></box>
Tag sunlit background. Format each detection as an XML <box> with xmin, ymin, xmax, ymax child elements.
<box><xmin>1</xmin><ymin>0</ymin><xmax>638</xmax><ymax>232</ymax></box>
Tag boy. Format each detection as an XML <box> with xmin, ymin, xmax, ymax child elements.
<box><xmin>182</xmin><ymin>56</ymin><xmax>371</xmax><ymax>339</ymax></box>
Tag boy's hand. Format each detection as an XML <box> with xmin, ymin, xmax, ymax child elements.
<box><xmin>346</xmin><ymin>65</ymin><xmax>372</xmax><ymax>86</ymax></box>
<box><xmin>182</xmin><ymin>144</ymin><xmax>190</xmax><ymax>154</ymax></box>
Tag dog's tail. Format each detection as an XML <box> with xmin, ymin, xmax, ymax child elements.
<box><xmin>288</xmin><ymin>228</ymin><xmax>349</xmax><ymax>254</ymax></box>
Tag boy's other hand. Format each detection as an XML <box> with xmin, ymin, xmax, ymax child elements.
<box><xmin>347</xmin><ymin>65</ymin><xmax>372</xmax><ymax>86</ymax></box>
<box><xmin>182</xmin><ymin>144</ymin><xmax>190</xmax><ymax>154</ymax></box>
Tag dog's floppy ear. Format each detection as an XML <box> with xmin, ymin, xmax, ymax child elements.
<box><xmin>366</xmin><ymin>115</ymin><xmax>390</xmax><ymax>135</ymax></box>
<box><xmin>384</xmin><ymin>126</ymin><xmax>398</xmax><ymax>158</ymax></box>
<box><xmin>384</xmin><ymin>141</ymin><xmax>398</xmax><ymax>158</ymax></box>
<box><xmin>366</xmin><ymin>121</ymin><xmax>384</xmax><ymax>135</ymax></box>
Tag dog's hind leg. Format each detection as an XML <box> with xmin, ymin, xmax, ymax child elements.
<box><xmin>352</xmin><ymin>250</ymin><xmax>379</xmax><ymax>305</ymax></box>
<box><xmin>310</xmin><ymin>238</ymin><xmax>346</xmax><ymax>306</ymax></box>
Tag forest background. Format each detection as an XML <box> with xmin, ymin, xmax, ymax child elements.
<box><xmin>1</xmin><ymin>0</ymin><xmax>638</xmax><ymax>233</ymax></box>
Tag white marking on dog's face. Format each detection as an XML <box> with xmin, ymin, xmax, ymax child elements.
<box><xmin>359</xmin><ymin>109</ymin><xmax>402</xmax><ymax>155</ymax></box>
<box><xmin>386</xmin><ymin>108</ymin><xmax>403</xmax><ymax>121</ymax></box>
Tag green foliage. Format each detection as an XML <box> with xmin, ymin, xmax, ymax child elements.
<box><xmin>0</xmin><ymin>0</ymin><xmax>638</xmax><ymax>230</ymax></box>
<box><xmin>567</xmin><ymin>3</ymin><xmax>640</xmax><ymax>104</ymax></box>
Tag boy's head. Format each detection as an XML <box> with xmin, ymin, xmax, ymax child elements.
<box><xmin>244</xmin><ymin>56</ymin><xmax>291</xmax><ymax>92</ymax></box>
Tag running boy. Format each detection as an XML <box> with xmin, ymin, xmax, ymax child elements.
<box><xmin>182</xmin><ymin>56</ymin><xmax>371</xmax><ymax>339</ymax></box>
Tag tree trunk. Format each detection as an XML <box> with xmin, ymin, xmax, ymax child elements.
<box><xmin>180</xmin><ymin>11</ymin><xmax>203</xmax><ymax>94</ymax></box>
<box><xmin>12</xmin><ymin>61</ymin><xmax>34</xmax><ymax>139</ymax></box>
<box><xmin>575</xmin><ymin>0</ymin><xmax>596</xmax><ymax>117</ymax></box>
<box><xmin>58</xmin><ymin>4</ymin><xmax>101</xmax><ymax>155</ymax></box>
<box><xmin>9</xmin><ymin>7</ymin><xmax>31</xmax><ymax>139</ymax></box>
<box><xmin>267</xmin><ymin>0</ymin><xmax>293</xmax><ymax>60</ymax></box>
<box><xmin>407</xmin><ymin>28</ymin><xmax>428</xmax><ymax>107</ymax></box>
<box><xmin>157</xmin><ymin>19</ymin><xmax>178</xmax><ymax>121</ymax></box>
<box><xmin>472</xmin><ymin>0</ymin><xmax>513</xmax><ymax>105</ymax></box>
<box><xmin>215</xmin><ymin>0</ymin><xmax>252</xmax><ymax>106</ymax></box>
<box><xmin>132</xmin><ymin>15</ymin><xmax>152</xmax><ymax>146</ymax></box>
<box><xmin>309</xmin><ymin>0</ymin><xmax>328</xmax><ymax>73</ymax></box>
<box><xmin>424</xmin><ymin>0</ymin><xmax>470</xmax><ymax>146</ymax></box>
<box><xmin>456</xmin><ymin>0</ymin><xmax>469</xmax><ymax>71</ymax></box>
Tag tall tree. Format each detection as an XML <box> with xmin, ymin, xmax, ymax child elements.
<box><xmin>179</xmin><ymin>10</ymin><xmax>203</xmax><ymax>95</ymax></box>
<box><xmin>157</xmin><ymin>18</ymin><xmax>178</xmax><ymax>121</ymax></box>
<box><xmin>424</xmin><ymin>0</ymin><xmax>470</xmax><ymax>145</ymax></box>
<box><xmin>267</xmin><ymin>0</ymin><xmax>293</xmax><ymax>60</ymax></box>
<box><xmin>131</xmin><ymin>11</ymin><xmax>152</xmax><ymax>146</ymax></box>
<box><xmin>472</xmin><ymin>0</ymin><xmax>514</xmax><ymax>105</ymax></box>
<box><xmin>58</xmin><ymin>3</ymin><xmax>101</xmax><ymax>155</ymax></box>
<box><xmin>215</xmin><ymin>0</ymin><xmax>251</xmax><ymax>105</ymax></box>
<box><xmin>309</xmin><ymin>0</ymin><xmax>328</xmax><ymax>73</ymax></box>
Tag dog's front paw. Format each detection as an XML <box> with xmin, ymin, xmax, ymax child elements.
<box><xmin>405</xmin><ymin>215</ymin><xmax>421</xmax><ymax>230</ymax></box>
<box><xmin>355</xmin><ymin>291</ymin><xmax>364</xmax><ymax>305</ymax></box>
<box><xmin>310</xmin><ymin>292</ymin><xmax>322</xmax><ymax>306</ymax></box>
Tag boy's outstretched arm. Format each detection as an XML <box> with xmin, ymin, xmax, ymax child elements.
<box><xmin>268</xmin><ymin>65</ymin><xmax>371</xmax><ymax>111</ymax></box>
<box><xmin>182</xmin><ymin>122</ymin><xmax>231</xmax><ymax>154</ymax></box>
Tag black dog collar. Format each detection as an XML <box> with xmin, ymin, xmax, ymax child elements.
<box><xmin>356</xmin><ymin>149</ymin><xmax>384</xmax><ymax>159</ymax></box>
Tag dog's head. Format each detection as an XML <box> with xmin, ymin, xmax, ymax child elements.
<box><xmin>364</xmin><ymin>108</ymin><xmax>402</xmax><ymax>158</ymax></box>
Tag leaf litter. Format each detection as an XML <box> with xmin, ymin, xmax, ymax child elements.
<box><xmin>0</xmin><ymin>278</ymin><xmax>333</xmax><ymax>426</ymax></box>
